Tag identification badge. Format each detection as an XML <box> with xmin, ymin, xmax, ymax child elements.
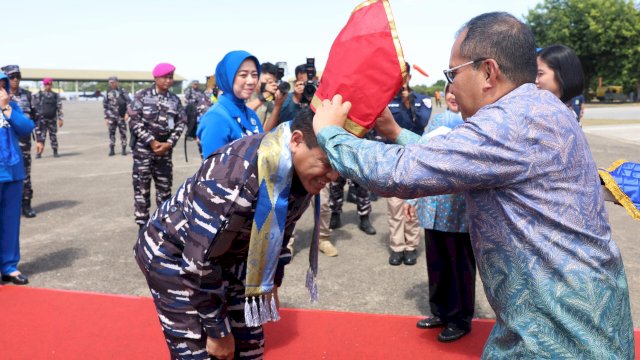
<box><xmin>168</xmin><ymin>118</ymin><xmax>175</xmax><ymax>129</ymax></box>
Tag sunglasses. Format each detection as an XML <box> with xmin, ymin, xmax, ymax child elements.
<box><xmin>8</xmin><ymin>74</ymin><xmax>21</xmax><ymax>80</ymax></box>
<box><xmin>443</xmin><ymin>58</ymin><xmax>487</xmax><ymax>84</ymax></box>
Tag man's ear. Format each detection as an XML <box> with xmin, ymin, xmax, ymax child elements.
<box><xmin>482</xmin><ymin>59</ymin><xmax>500</xmax><ymax>91</ymax></box>
<box><xmin>289</xmin><ymin>130</ymin><xmax>305</xmax><ymax>153</ymax></box>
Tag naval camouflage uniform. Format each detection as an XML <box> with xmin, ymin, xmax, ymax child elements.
<box><xmin>134</xmin><ymin>133</ymin><xmax>310</xmax><ymax>359</ymax></box>
<box><xmin>33</xmin><ymin>90</ymin><xmax>63</xmax><ymax>153</ymax></box>
<box><xmin>329</xmin><ymin>177</ymin><xmax>372</xmax><ymax>217</ymax></box>
<box><xmin>103</xmin><ymin>87</ymin><xmax>131</xmax><ymax>149</ymax></box>
<box><xmin>9</xmin><ymin>88</ymin><xmax>40</xmax><ymax>206</ymax></box>
<box><xmin>128</xmin><ymin>86</ymin><xmax>186</xmax><ymax>225</ymax></box>
<box><xmin>184</xmin><ymin>87</ymin><xmax>211</xmax><ymax>139</ymax></box>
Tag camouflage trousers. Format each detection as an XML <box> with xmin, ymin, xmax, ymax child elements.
<box><xmin>135</xmin><ymin>226</ymin><xmax>264</xmax><ymax>359</ymax></box>
<box><xmin>107</xmin><ymin>116</ymin><xmax>127</xmax><ymax>147</ymax></box>
<box><xmin>18</xmin><ymin>135</ymin><xmax>33</xmax><ymax>201</ymax></box>
<box><xmin>39</xmin><ymin>118</ymin><xmax>58</xmax><ymax>151</ymax></box>
<box><xmin>132</xmin><ymin>144</ymin><xmax>173</xmax><ymax>225</ymax></box>
<box><xmin>329</xmin><ymin>176</ymin><xmax>371</xmax><ymax>216</ymax></box>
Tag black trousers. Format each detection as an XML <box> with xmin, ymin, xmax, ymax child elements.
<box><xmin>425</xmin><ymin>229</ymin><xmax>476</xmax><ymax>331</ymax></box>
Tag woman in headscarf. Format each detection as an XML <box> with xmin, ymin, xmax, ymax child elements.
<box><xmin>197</xmin><ymin>51</ymin><xmax>263</xmax><ymax>158</ymax></box>
<box><xmin>0</xmin><ymin>72</ymin><xmax>35</xmax><ymax>285</ymax></box>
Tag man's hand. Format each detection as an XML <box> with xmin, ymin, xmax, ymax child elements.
<box><xmin>36</xmin><ymin>141</ymin><xmax>44</xmax><ymax>155</ymax></box>
<box><xmin>58</xmin><ymin>119</ymin><xmax>64</xmax><ymax>128</ymax></box>
<box><xmin>374</xmin><ymin>107</ymin><xmax>401</xmax><ymax>142</ymax></box>
<box><xmin>104</xmin><ymin>118</ymin><xmax>109</xmax><ymax>126</ymax></box>
<box><xmin>312</xmin><ymin>94</ymin><xmax>351</xmax><ymax>135</ymax></box>
<box><xmin>206</xmin><ymin>333</ymin><xmax>235</xmax><ymax>360</ymax></box>
<box><xmin>403</xmin><ymin>203</ymin><xmax>417</xmax><ymax>222</ymax></box>
<box><xmin>152</xmin><ymin>142</ymin><xmax>172</xmax><ymax>156</ymax></box>
<box><xmin>274</xmin><ymin>90</ymin><xmax>286</xmax><ymax>108</ymax></box>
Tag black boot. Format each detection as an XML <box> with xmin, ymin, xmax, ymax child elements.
<box><xmin>109</xmin><ymin>145</ymin><xmax>115</xmax><ymax>156</ymax></box>
<box><xmin>121</xmin><ymin>145</ymin><xmax>127</xmax><ymax>156</ymax></box>
<box><xmin>36</xmin><ymin>153</ymin><xmax>41</xmax><ymax>159</ymax></box>
<box><xmin>22</xmin><ymin>199</ymin><xmax>36</xmax><ymax>218</ymax></box>
<box><xmin>53</xmin><ymin>149</ymin><xmax>60</xmax><ymax>158</ymax></box>
<box><xmin>329</xmin><ymin>212</ymin><xmax>342</xmax><ymax>229</ymax></box>
<box><xmin>358</xmin><ymin>215</ymin><xmax>376</xmax><ymax>235</ymax></box>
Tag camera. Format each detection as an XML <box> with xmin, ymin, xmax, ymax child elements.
<box><xmin>276</xmin><ymin>66</ymin><xmax>290</xmax><ymax>94</ymax></box>
<box><xmin>301</xmin><ymin>57</ymin><xmax>318</xmax><ymax>104</ymax></box>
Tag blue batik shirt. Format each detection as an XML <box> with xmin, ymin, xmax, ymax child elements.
<box><xmin>318</xmin><ymin>84</ymin><xmax>634</xmax><ymax>359</ymax></box>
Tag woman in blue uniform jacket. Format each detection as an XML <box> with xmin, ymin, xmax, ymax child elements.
<box><xmin>0</xmin><ymin>72</ymin><xmax>35</xmax><ymax>285</ymax></box>
<box><xmin>197</xmin><ymin>50</ymin><xmax>263</xmax><ymax>158</ymax></box>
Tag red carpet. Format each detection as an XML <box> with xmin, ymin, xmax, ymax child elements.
<box><xmin>0</xmin><ymin>286</ymin><xmax>638</xmax><ymax>359</ymax></box>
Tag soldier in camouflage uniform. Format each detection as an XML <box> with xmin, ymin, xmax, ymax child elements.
<box><xmin>183</xmin><ymin>80</ymin><xmax>211</xmax><ymax>140</ymax></box>
<box><xmin>1</xmin><ymin>65</ymin><xmax>41</xmax><ymax>217</ymax></box>
<box><xmin>134</xmin><ymin>109</ymin><xmax>338</xmax><ymax>359</ymax></box>
<box><xmin>128</xmin><ymin>63</ymin><xmax>186</xmax><ymax>228</ymax></box>
<box><xmin>33</xmin><ymin>77</ymin><xmax>63</xmax><ymax>158</ymax></box>
<box><xmin>103</xmin><ymin>76</ymin><xmax>130</xmax><ymax>156</ymax></box>
<box><xmin>329</xmin><ymin>177</ymin><xmax>377</xmax><ymax>235</ymax></box>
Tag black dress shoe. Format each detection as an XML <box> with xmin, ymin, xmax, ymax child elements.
<box><xmin>403</xmin><ymin>250</ymin><xmax>417</xmax><ymax>265</ymax></box>
<box><xmin>438</xmin><ymin>326</ymin><xmax>470</xmax><ymax>342</ymax></box>
<box><xmin>416</xmin><ymin>316</ymin><xmax>444</xmax><ymax>329</ymax></box>
<box><xmin>2</xmin><ymin>273</ymin><xmax>29</xmax><ymax>285</ymax></box>
<box><xmin>389</xmin><ymin>251</ymin><xmax>404</xmax><ymax>266</ymax></box>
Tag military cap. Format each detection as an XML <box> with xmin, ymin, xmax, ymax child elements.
<box><xmin>1</xmin><ymin>65</ymin><xmax>20</xmax><ymax>75</ymax></box>
<box><xmin>108</xmin><ymin>76</ymin><xmax>118</xmax><ymax>82</ymax></box>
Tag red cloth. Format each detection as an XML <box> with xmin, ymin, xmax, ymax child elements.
<box><xmin>311</xmin><ymin>0</ymin><xmax>406</xmax><ymax>137</ymax></box>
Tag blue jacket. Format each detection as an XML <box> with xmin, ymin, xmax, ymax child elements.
<box><xmin>197</xmin><ymin>50</ymin><xmax>263</xmax><ymax>158</ymax></box>
<box><xmin>0</xmin><ymin>72</ymin><xmax>35</xmax><ymax>182</ymax></box>
<box><xmin>387</xmin><ymin>92</ymin><xmax>432</xmax><ymax>135</ymax></box>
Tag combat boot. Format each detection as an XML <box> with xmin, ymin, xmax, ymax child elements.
<box><xmin>53</xmin><ymin>149</ymin><xmax>60</xmax><ymax>158</ymax></box>
<box><xmin>329</xmin><ymin>212</ymin><xmax>342</xmax><ymax>229</ymax></box>
<box><xmin>109</xmin><ymin>145</ymin><xmax>115</xmax><ymax>156</ymax></box>
<box><xmin>121</xmin><ymin>145</ymin><xmax>127</xmax><ymax>156</ymax></box>
<box><xmin>358</xmin><ymin>215</ymin><xmax>376</xmax><ymax>235</ymax></box>
<box><xmin>36</xmin><ymin>153</ymin><xmax>41</xmax><ymax>159</ymax></box>
<box><xmin>22</xmin><ymin>199</ymin><xmax>36</xmax><ymax>218</ymax></box>
<box><xmin>318</xmin><ymin>238</ymin><xmax>338</xmax><ymax>257</ymax></box>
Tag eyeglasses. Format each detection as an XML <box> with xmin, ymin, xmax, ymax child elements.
<box><xmin>443</xmin><ymin>58</ymin><xmax>487</xmax><ymax>84</ymax></box>
<box><xmin>8</xmin><ymin>74</ymin><xmax>21</xmax><ymax>80</ymax></box>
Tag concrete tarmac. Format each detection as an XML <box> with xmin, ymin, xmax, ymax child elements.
<box><xmin>17</xmin><ymin>101</ymin><xmax>640</xmax><ymax>327</ymax></box>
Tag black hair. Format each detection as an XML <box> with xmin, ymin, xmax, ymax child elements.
<box><xmin>458</xmin><ymin>12</ymin><xmax>537</xmax><ymax>86</ymax></box>
<box><xmin>290</xmin><ymin>107</ymin><xmax>318</xmax><ymax>149</ymax></box>
<box><xmin>260</xmin><ymin>62</ymin><xmax>278</xmax><ymax>77</ymax></box>
<box><xmin>537</xmin><ymin>45</ymin><xmax>585</xmax><ymax>103</ymax></box>
<box><xmin>294</xmin><ymin>64</ymin><xmax>306</xmax><ymax>78</ymax></box>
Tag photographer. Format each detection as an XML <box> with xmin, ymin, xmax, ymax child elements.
<box><xmin>246</xmin><ymin>62</ymin><xmax>278</xmax><ymax>125</ymax></box>
<box><xmin>264</xmin><ymin>60</ymin><xmax>317</xmax><ymax>132</ymax></box>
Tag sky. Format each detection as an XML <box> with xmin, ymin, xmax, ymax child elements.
<box><xmin>4</xmin><ymin>0</ymin><xmax>541</xmax><ymax>86</ymax></box>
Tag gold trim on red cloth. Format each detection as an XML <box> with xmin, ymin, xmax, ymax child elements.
<box><xmin>311</xmin><ymin>95</ymin><xmax>368</xmax><ymax>138</ymax></box>
<box><xmin>381</xmin><ymin>0</ymin><xmax>407</xmax><ymax>83</ymax></box>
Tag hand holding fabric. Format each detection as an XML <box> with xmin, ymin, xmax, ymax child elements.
<box><xmin>312</xmin><ymin>94</ymin><xmax>351</xmax><ymax>135</ymax></box>
<box><xmin>374</xmin><ymin>107</ymin><xmax>401</xmax><ymax>142</ymax></box>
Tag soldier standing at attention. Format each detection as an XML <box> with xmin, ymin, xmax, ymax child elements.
<box><xmin>33</xmin><ymin>77</ymin><xmax>63</xmax><ymax>158</ymax></box>
<box><xmin>1</xmin><ymin>65</ymin><xmax>41</xmax><ymax>218</ymax></box>
<box><xmin>128</xmin><ymin>63</ymin><xmax>186</xmax><ymax>231</ymax></box>
<box><xmin>103</xmin><ymin>76</ymin><xmax>130</xmax><ymax>156</ymax></box>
